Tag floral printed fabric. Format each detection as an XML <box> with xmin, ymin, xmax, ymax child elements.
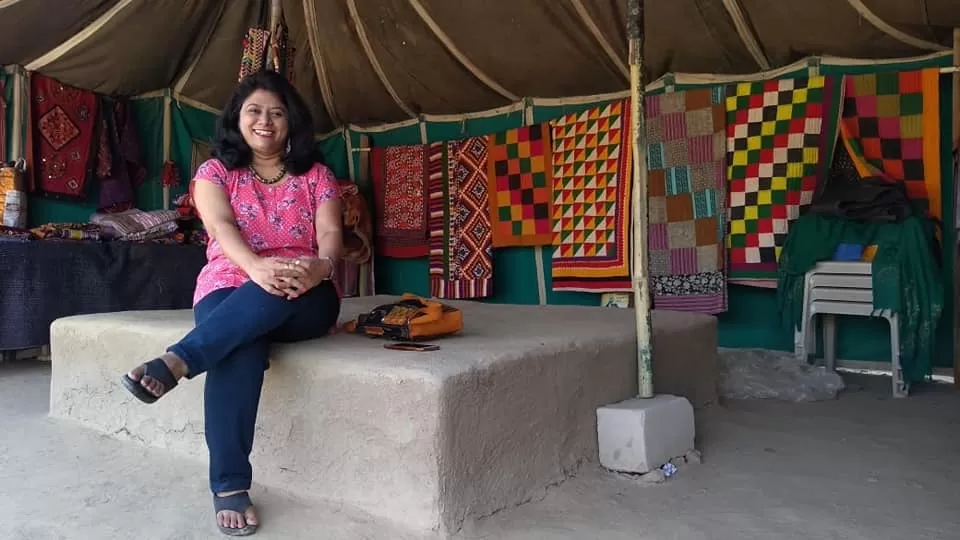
<box><xmin>191</xmin><ymin>158</ymin><xmax>340</xmax><ymax>305</ymax></box>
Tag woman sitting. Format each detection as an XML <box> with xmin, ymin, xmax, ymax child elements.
<box><xmin>120</xmin><ymin>70</ymin><xmax>342</xmax><ymax>536</ymax></box>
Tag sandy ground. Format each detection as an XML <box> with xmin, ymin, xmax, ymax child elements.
<box><xmin>1</xmin><ymin>359</ymin><xmax>958</xmax><ymax>540</ymax></box>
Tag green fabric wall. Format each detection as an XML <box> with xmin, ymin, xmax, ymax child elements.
<box><xmin>4</xmin><ymin>57</ymin><xmax>955</xmax><ymax>368</ymax></box>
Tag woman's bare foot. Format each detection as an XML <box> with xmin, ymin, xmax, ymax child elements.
<box><xmin>216</xmin><ymin>490</ymin><xmax>259</xmax><ymax>531</ymax></box>
<box><xmin>126</xmin><ymin>353</ymin><xmax>188</xmax><ymax>398</ymax></box>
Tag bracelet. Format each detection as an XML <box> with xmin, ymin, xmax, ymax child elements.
<box><xmin>317</xmin><ymin>256</ymin><xmax>336</xmax><ymax>281</ymax></box>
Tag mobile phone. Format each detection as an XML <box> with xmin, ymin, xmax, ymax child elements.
<box><xmin>384</xmin><ymin>342</ymin><xmax>440</xmax><ymax>352</ymax></box>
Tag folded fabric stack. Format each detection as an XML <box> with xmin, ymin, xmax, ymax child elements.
<box><xmin>90</xmin><ymin>209</ymin><xmax>180</xmax><ymax>241</ymax></box>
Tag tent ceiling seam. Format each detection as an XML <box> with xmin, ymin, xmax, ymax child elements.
<box><xmin>721</xmin><ymin>0</ymin><xmax>771</xmax><ymax>70</ymax></box>
<box><xmin>26</xmin><ymin>0</ymin><xmax>135</xmax><ymax>71</ymax></box>
<box><xmin>345</xmin><ymin>0</ymin><xmax>417</xmax><ymax>119</ymax></box>
<box><xmin>303</xmin><ymin>0</ymin><xmax>341</xmax><ymax>126</ymax></box>
<box><xmin>844</xmin><ymin>0</ymin><xmax>948</xmax><ymax>52</ymax></box>
<box><xmin>568</xmin><ymin>0</ymin><xmax>630</xmax><ymax>80</ymax></box>
<box><xmin>919</xmin><ymin>0</ymin><xmax>934</xmax><ymax>40</ymax></box>
<box><xmin>407</xmin><ymin>0</ymin><xmax>519</xmax><ymax>100</ymax></box>
<box><xmin>690</xmin><ymin>0</ymin><xmax>737</xmax><ymax>72</ymax></box>
<box><xmin>0</xmin><ymin>0</ymin><xmax>24</xmax><ymax>10</ymax></box>
<box><xmin>173</xmin><ymin>0</ymin><xmax>228</xmax><ymax>95</ymax></box>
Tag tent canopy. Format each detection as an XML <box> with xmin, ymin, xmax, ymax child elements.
<box><xmin>1</xmin><ymin>0</ymin><xmax>958</xmax><ymax>131</ymax></box>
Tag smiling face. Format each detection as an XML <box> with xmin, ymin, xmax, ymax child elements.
<box><xmin>238</xmin><ymin>89</ymin><xmax>289</xmax><ymax>156</ymax></box>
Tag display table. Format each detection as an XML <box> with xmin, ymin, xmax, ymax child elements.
<box><xmin>0</xmin><ymin>241</ymin><xmax>205</xmax><ymax>350</ymax></box>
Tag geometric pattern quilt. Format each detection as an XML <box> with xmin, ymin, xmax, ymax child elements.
<box><xmin>839</xmin><ymin>68</ymin><xmax>942</xmax><ymax>222</ymax></box>
<box><xmin>549</xmin><ymin>99</ymin><xmax>632</xmax><ymax>292</ymax></box>
<box><xmin>427</xmin><ymin>137</ymin><xmax>493</xmax><ymax>299</ymax></box>
<box><xmin>31</xmin><ymin>73</ymin><xmax>99</xmax><ymax>201</ymax></box>
<box><xmin>486</xmin><ymin>124</ymin><xmax>554</xmax><ymax>247</ymax></box>
<box><xmin>725</xmin><ymin>75</ymin><xmax>840</xmax><ymax>280</ymax></box>
<box><xmin>646</xmin><ymin>87</ymin><xmax>728</xmax><ymax>313</ymax></box>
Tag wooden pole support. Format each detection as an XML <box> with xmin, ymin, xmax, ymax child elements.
<box><xmin>627</xmin><ymin>0</ymin><xmax>654</xmax><ymax>399</ymax></box>
<box><xmin>161</xmin><ymin>90</ymin><xmax>172</xmax><ymax>210</ymax></box>
<box><xmin>9</xmin><ymin>66</ymin><xmax>23</xmax><ymax>160</ymax></box>
<box><xmin>355</xmin><ymin>133</ymin><xmax>373</xmax><ymax>296</ymax></box>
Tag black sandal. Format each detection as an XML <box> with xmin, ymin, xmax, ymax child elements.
<box><xmin>120</xmin><ymin>358</ymin><xmax>178</xmax><ymax>404</ymax></box>
<box><xmin>213</xmin><ymin>492</ymin><xmax>259</xmax><ymax>536</ymax></box>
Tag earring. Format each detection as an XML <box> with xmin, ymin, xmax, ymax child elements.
<box><xmin>285</xmin><ymin>140</ymin><xmax>292</xmax><ymax>154</ymax></box>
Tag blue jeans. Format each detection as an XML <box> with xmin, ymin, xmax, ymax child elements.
<box><xmin>167</xmin><ymin>280</ymin><xmax>340</xmax><ymax>494</ymax></box>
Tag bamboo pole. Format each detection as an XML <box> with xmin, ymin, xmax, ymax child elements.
<box><xmin>627</xmin><ymin>0</ymin><xmax>654</xmax><ymax>398</ymax></box>
<box><xmin>953</xmin><ymin>28</ymin><xmax>959</xmax><ymax>389</ymax></box>
<box><xmin>356</xmin><ymin>133</ymin><xmax>372</xmax><ymax>296</ymax></box>
<box><xmin>9</xmin><ymin>65</ymin><xmax>23</xmax><ymax>160</ymax></box>
<box><xmin>266</xmin><ymin>0</ymin><xmax>283</xmax><ymax>70</ymax></box>
<box><xmin>161</xmin><ymin>90</ymin><xmax>172</xmax><ymax>209</ymax></box>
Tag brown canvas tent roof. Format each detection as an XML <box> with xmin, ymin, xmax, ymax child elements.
<box><xmin>1</xmin><ymin>0</ymin><xmax>958</xmax><ymax>131</ymax></box>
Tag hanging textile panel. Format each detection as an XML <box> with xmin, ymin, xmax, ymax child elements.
<box><xmin>30</xmin><ymin>73</ymin><xmax>99</xmax><ymax>201</ymax></box>
<box><xmin>549</xmin><ymin>99</ymin><xmax>632</xmax><ymax>292</ymax></box>
<box><xmin>725</xmin><ymin>75</ymin><xmax>839</xmax><ymax>280</ymax></box>
<box><xmin>839</xmin><ymin>69</ymin><xmax>941</xmax><ymax>222</ymax></box>
<box><xmin>370</xmin><ymin>144</ymin><xmax>429</xmax><ymax>258</ymax></box>
<box><xmin>485</xmin><ymin>124</ymin><xmax>554</xmax><ymax>247</ymax></box>
<box><xmin>646</xmin><ymin>87</ymin><xmax>728</xmax><ymax>313</ymax></box>
<box><xmin>427</xmin><ymin>137</ymin><xmax>493</xmax><ymax>299</ymax></box>
<box><xmin>238</xmin><ymin>28</ymin><xmax>270</xmax><ymax>81</ymax></box>
<box><xmin>96</xmin><ymin>97</ymin><xmax>146</xmax><ymax>212</ymax></box>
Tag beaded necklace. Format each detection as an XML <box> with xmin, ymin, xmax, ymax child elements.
<box><xmin>249</xmin><ymin>164</ymin><xmax>287</xmax><ymax>185</ymax></box>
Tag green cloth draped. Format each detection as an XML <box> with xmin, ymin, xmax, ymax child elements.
<box><xmin>776</xmin><ymin>213</ymin><xmax>943</xmax><ymax>382</ymax></box>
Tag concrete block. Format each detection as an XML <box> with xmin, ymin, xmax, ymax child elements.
<box><xmin>50</xmin><ymin>296</ymin><xmax>640</xmax><ymax>535</ymax></box>
<box><xmin>596</xmin><ymin>395</ymin><xmax>695</xmax><ymax>474</ymax></box>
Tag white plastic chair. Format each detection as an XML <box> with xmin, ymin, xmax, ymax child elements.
<box><xmin>794</xmin><ymin>261</ymin><xmax>907</xmax><ymax>398</ymax></box>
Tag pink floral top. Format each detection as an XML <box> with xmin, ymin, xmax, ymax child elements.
<box><xmin>191</xmin><ymin>158</ymin><xmax>340</xmax><ymax>305</ymax></box>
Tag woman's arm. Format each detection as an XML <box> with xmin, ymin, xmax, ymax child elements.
<box><xmin>193</xmin><ymin>180</ymin><xmax>260</xmax><ymax>272</ymax></box>
<box><xmin>314</xmin><ymin>197</ymin><xmax>343</xmax><ymax>264</ymax></box>
<box><xmin>277</xmin><ymin>177</ymin><xmax>343</xmax><ymax>298</ymax></box>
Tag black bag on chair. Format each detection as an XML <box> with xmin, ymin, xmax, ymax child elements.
<box><xmin>809</xmin><ymin>176</ymin><xmax>917</xmax><ymax>223</ymax></box>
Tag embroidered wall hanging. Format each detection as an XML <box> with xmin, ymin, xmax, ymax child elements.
<box><xmin>427</xmin><ymin>137</ymin><xmax>493</xmax><ymax>298</ymax></box>
<box><xmin>371</xmin><ymin>144</ymin><xmax>429</xmax><ymax>258</ymax></box>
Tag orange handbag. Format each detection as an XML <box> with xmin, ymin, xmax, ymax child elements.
<box><xmin>343</xmin><ymin>294</ymin><xmax>463</xmax><ymax>341</ymax></box>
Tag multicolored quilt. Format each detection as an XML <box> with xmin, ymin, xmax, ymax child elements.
<box><xmin>428</xmin><ymin>137</ymin><xmax>494</xmax><ymax>299</ymax></box>
<box><xmin>549</xmin><ymin>99</ymin><xmax>632</xmax><ymax>292</ymax></box>
<box><xmin>725</xmin><ymin>76</ymin><xmax>840</xmax><ymax>280</ymax></box>
<box><xmin>646</xmin><ymin>87</ymin><xmax>728</xmax><ymax>313</ymax></box>
<box><xmin>371</xmin><ymin>144</ymin><xmax>429</xmax><ymax>258</ymax></box>
<box><xmin>486</xmin><ymin>124</ymin><xmax>554</xmax><ymax>247</ymax></box>
<box><xmin>30</xmin><ymin>73</ymin><xmax>99</xmax><ymax>201</ymax></box>
<box><xmin>839</xmin><ymin>69</ymin><xmax>941</xmax><ymax>222</ymax></box>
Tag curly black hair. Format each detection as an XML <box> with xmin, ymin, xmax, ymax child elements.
<box><xmin>211</xmin><ymin>70</ymin><xmax>317</xmax><ymax>176</ymax></box>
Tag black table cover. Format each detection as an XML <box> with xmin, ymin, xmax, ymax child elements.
<box><xmin>0</xmin><ymin>241</ymin><xmax>206</xmax><ymax>350</ymax></box>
